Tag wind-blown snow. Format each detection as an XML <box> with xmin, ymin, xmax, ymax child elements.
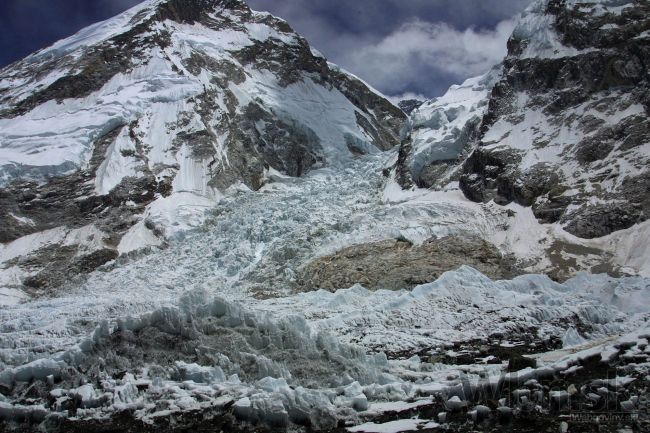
<box><xmin>33</xmin><ymin>0</ymin><xmax>164</xmax><ymax>58</ymax></box>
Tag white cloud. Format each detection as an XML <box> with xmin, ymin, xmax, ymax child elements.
<box><xmin>386</xmin><ymin>92</ymin><xmax>428</xmax><ymax>105</ymax></box>
<box><xmin>336</xmin><ymin>17</ymin><xmax>518</xmax><ymax>97</ymax></box>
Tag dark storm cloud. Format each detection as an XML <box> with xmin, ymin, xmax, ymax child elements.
<box><xmin>0</xmin><ymin>0</ymin><xmax>142</xmax><ymax>67</ymax></box>
<box><xmin>0</xmin><ymin>0</ymin><xmax>532</xmax><ymax>98</ymax></box>
<box><xmin>246</xmin><ymin>0</ymin><xmax>532</xmax><ymax>97</ymax></box>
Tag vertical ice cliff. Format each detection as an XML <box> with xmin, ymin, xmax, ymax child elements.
<box><xmin>394</xmin><ymin>68</ymin><xmax>501</xmax><ymax>189</ymax></box>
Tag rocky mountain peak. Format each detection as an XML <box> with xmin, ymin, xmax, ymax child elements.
<box><xmin>0</xmin><ymin>0</ymin><xmax>405</xmax><ymax>292</ymax></box>
<box><xmin>393</xmin><ymin>0</ymin><xmax>648</xmax><ymax>275</ymax></box>
<box><xmin>153</xmin><ymin>0</ymin><xmax>249</xmax><ymax>23</ymax></box>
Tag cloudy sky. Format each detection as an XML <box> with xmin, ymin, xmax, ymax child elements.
<box><xmin>0</xmin><ymin>0</ymin><xmax>531</xmax><ymax>99</ymax></box>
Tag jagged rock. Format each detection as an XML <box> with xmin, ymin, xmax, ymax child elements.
<box><xmin>398</xmin><ymin>99</ymin><xmax>424</xmax><ymax>115</ymax></box>
<box><xmin>459</xmin><ymin>0</ymin><xmax>650</xmax><ymax>238</ymax></box>
<box><xmin>507</xmin><ymin>353</ymin><xmax>537</xmax><ymax>372</ymax></box>
<box><xmin>563</xmin><ymin>202</ymin><xmax>644</xmax><ymax>239</ymax></box>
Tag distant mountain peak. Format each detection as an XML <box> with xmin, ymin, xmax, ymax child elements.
<box><xmin>0</xmin><ymin>0</ymin><xmax>405</xmax><ymax>288</ymax></box>
<box><xmin>153</xmin><ymin>0</ymin><xmax>250</xmax><ymax>24</ymax></box>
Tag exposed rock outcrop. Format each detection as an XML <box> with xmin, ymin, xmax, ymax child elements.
<box><xmin>397</xmin><ymin>99</ymin><xmax>424</xmax><ymax>115</ymax></box>
<box><xmin>459</xmin><ymin>0</ymin><xmax>650</xmax><ymax>239</ymax></box>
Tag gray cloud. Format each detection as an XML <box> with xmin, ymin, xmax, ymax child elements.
<box><xmin>248</xmin><ymin>0</ymin><xmax>532</xmax><ymax>97</ymax></box>
<box><xmin>334</xmin><ymin>17</ymin><xmax>519</xmax><ymax>97</ymax></box>
<box><xmin>1</xmin><ymin>0</ymin><xmax>533</xmax><ymax>98</ymax></box>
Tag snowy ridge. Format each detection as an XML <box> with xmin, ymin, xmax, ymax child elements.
<box><xmin>32</xmin><ymin>0</ymin><xmax>165</xmax><ymax>60</ymax></box>
<box><xmin>399</xmin><ymin>67</ymin><xmax>500</xmax><ymax>188</ymax></box>
<box><xmin>0</xmin><ymin>0</ymin><xmax>405</xmax><ymax>294</ymax></box>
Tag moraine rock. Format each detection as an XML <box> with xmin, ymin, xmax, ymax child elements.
<box><xmin>294</xmin><ymin>234</ymin><xmax>520</xmax><ymax>292</ymax></box>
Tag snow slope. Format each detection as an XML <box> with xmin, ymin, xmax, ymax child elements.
<box><xmin>0</xmin><ymin>0</ymin><xmax>404</xmax><ymax>294</ymax></box>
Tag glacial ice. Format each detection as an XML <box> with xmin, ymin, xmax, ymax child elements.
<box><xmin>1</xmin><ymin>0</ymin><xmax>649</xmax><ymax>429</ymax></box>
<box><xmin>0</xmin><ymin>258</ymin><xmax>648</xmax><ymax>428</ymax></box>
<box><xmin>0</xmin><ymin>146</ymin><xmax>648</xmax><ymax>429</ymax></box>
<box><xmin>403</xmin><ymin>69</ymin><xmax>499</xmax><ymax>184</ymax></box>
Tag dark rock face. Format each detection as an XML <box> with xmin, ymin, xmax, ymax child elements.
<box><xmin>459</xmin><ymin>0</ymin><xmax>650</xmax><ymax>238</ymax></box>
<box><xmin>394</xmin><ymin>136</ymin><xmax>416</xmax><ymax>189</ymax></box>
<box><xmin>0</xmin><ymin>125</ymin><xmax>172</xmax><ymax>245</ymax></box>
<box><xmin>329</xmin><ymin>68</ymin><xmax>406</xmax><ymax>151</ymax></box>
<box><xmin>155</xmin><ymin>0</ymin><xmax>248</xmax><ymax>24</ymax></box>
<box><xmin>398</xmin><ymin>99</ymin><xmax>424</xmax><ymax>115</ymax></box>
<box><xmin>563</xmin><ymin>202</ymin><xmax>643</xmax><ymax>239</ymax></box>
<box><xmin>20</xmin><ymin>248</ymin><xmax>119</xmax><ymax>295</ymax></box>
<box><xmin>232</xmin><ymin>35</ymin><xmax>329</xmax><ymax>88</ymax></box>
<box><xmin>208</xmin><ymin>101</ymin><xmax>325</xmax><ymax>191</ymax></box>
<box><xmin>0</xmin><ymin>122</ymin><xmax>174</xmax><ymax>292</ymax></box>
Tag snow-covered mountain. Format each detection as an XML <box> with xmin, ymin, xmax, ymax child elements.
<box><xmin>462</xmin><ymin>0</ymin><xmax>649</xmax><ymax>239</ymax></box>
<box><xmin>395</xmin><ymin>0</ymin><xmax>649</xmax><ymax>277</ymax></box>
<box><xmin>0</xmin><ymin>0</ymin><xmax>405</xmax><ymax>292</ymax></box>
<box><xmin>0</xmin><ymin>0</ymin><xmax>649</xmax><ymax>432</ymax></box>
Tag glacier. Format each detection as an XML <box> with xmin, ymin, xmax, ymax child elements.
<box><xmin>0</xmin><ymin>0</ymin><xmax>649</xmax><ymax>431</ymax></box>
<box><xmin>0</xmin><ymin>150</ymin><xmax>649</xmax><ymax>430</ymax></box>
